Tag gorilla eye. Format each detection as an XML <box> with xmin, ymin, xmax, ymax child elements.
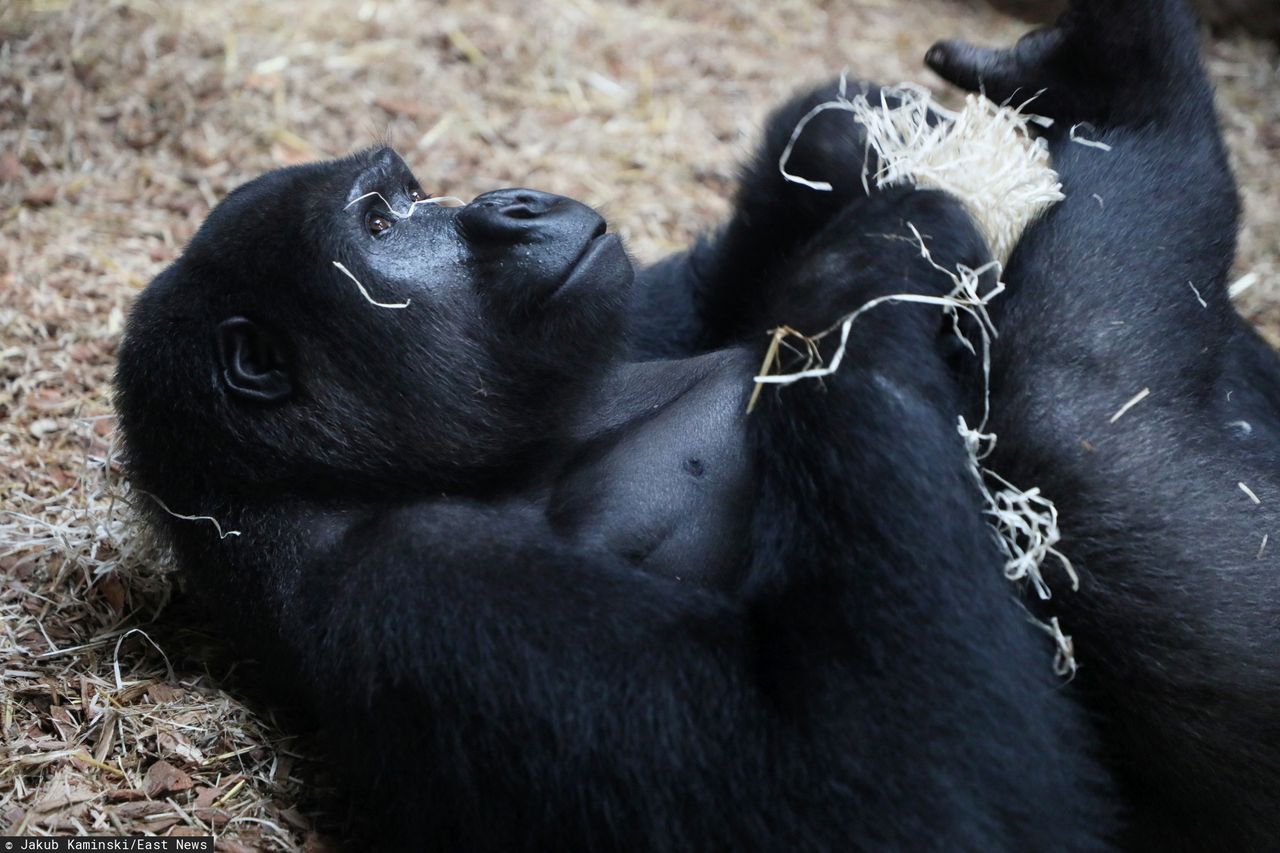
<box><xmin>367</xmin><ymin>212</ymin><xmax>394</xmax><ymax>235</ymax></box>
<box><xmin>408</xmin><ymin>188</ymin><xmax>427</xmax><ymax>202</ymax></box>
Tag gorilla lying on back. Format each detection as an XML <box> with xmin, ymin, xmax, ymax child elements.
<box><xmin>115</xmin><ymin>0</ymin><xmax>1279</xmax><ymax>848</ymax></box>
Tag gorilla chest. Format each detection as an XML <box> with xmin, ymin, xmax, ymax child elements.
<box><xmin>549</xmin><ymin>374</ymin><xmax>752</xmax><ymax>587</ymax></box>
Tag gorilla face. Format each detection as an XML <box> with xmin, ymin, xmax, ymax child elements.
<box><xmin>333</xmin><ymin>149</ymin><xmax>630</xmax><ymax>325</ymax></box>
<box><xmin>116</xmin><ymin>147</ymin><xmax>635</xmax><ymax>502</ymax></box>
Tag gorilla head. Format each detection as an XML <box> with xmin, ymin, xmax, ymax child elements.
<box><xmin>116</xmin><ymin>147</ymin><xmax>634</xmax><ymax>504</ymax></box>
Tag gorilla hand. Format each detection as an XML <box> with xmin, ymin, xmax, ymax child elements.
<box><xmin>925</xmin><ymin>0</ymin><xmax>1208</xmax><ymax>127</ymax></box>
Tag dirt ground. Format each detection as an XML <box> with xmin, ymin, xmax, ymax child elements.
<box><xmin>2</xmin><ymin>0</ymin><xmax>1277</xmax><ymax>847</ymax></box>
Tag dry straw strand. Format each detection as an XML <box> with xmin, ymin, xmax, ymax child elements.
<box><xmin>1069</xmin><ymin>122</ymin><xmax>1114</xmax><ymax>151</ymax></box>
<box><xmin>342</xmin><ymin>191</ymin><xmax>465</xmax><ymax>218</ymax></box>
<box><xmin>136</xmin><ymin>489</ymin><xmax>241</xmax><ymax>539</ymax></box>
<box><xmin>332</xmin><ymin>260</ymin><xmax>412</xmax><ymax>309</ymax></box>
<box><xmin>1110</xmin><ymin>387</ymin><xmax>1151</xmax><ymax>423</ymax></box>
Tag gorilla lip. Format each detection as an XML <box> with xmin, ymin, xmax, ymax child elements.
<box><xmin>549</xmin><ymin>232</ymin><xmax>622</xmax><ymax>300</ymax></box>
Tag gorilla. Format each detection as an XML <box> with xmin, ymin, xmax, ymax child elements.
<box><xmin>114</xmin><ymin>0</ymin><xmax>1279</xmax><ymax>848</ymax></box>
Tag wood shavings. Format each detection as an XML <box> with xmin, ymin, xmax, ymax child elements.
<box><xmin>446</xmin><ymin>28</ymin><xmax>488</xmax><ymax>66</ymax></box>
<box><xmin>1109</xmin><ymin>388</ymin><xmax>1151</xmax><ymax>423</ymax></box>
<box><xmin>0</xmin><ymin>422</ymin><xmax>306</xmax><ymax>844</ymax></box>
<box><xmin>966</xmin><ymin>430</ymin><xmax>1078</xmax><ymax>601</ymax></box>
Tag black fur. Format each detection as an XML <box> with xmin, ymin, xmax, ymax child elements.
<box><xmin>113</xmin><ymin>0</ymin><xmax>1276</xmax><ymax>848</ymax></box>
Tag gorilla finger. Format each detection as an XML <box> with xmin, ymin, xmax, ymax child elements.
<box><xmin>1010</xmin><ymin>26</ymin><xmax>1068</xmax><ymax>72</ymax></box>
<box><xmin>924</xmin><ymin>40</ymin><xmax>1016</xmax><ymax>96</ymax></box>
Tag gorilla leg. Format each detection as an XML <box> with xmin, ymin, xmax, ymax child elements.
<box><xmin>931</xmin><ymin>1</ymin><xmax>1280</xmax><ymax>847</ymax></box>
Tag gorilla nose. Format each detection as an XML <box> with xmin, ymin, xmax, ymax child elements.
<box><xmin>459</xmin><ymin>189</ymin><xmax>603</xmax><ymax>245</ymax></box>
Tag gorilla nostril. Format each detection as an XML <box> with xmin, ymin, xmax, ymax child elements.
<box><xmin>459</xmin><ymin>188</ymin><xmax>598</xmax><ymax>250</ymax></box>
<box><xmin>501</xmin><ymin>202</ymin><xmax>540</xmax><ymax>220</ymax></box>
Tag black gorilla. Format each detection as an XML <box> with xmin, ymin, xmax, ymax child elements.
<box><xmin>114</xmin><ymin>0</ymin><xmax>1278</xmax><ymax>848</ymax></box>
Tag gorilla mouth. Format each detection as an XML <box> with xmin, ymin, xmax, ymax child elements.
<box><xmin>549</xmin><ymin>228</ymin><xmax>623</xmax><ymax>301</ymax></box>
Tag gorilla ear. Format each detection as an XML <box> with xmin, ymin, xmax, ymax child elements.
<box><xmin>217</xmin><ymin>317</ymin><xmax>292</xmax><ymax>403</ymax></box>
